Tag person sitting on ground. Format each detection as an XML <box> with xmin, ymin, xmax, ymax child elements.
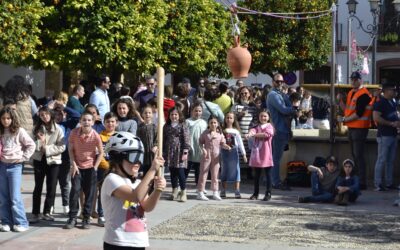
<box><xmin>298</xmin><ymin>156</ymin><xmax>340</xmax><ymax>203</ymax></box>
<box><xmin>334</xmin><ymin>159</ymin><xmax>360</xmax><ymax>206</ymax></box>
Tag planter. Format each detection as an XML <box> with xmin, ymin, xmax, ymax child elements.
<box><xmin>227</xmin><ymin>36</ymin><xmax>252</xmax><ymax>79</ymax></box>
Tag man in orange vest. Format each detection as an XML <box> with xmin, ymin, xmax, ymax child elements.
<box><xmin>338</xmin><ymin>71</ymin><xmax>373</xmax><ymax>190</ymax></box>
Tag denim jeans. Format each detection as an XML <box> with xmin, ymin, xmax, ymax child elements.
<box><xmin>32</xmin><ymin>158</ymin><xmax>60</xmax><ymax>215</ymax></box>
<box><xmin>272</xmin><ymin>131</ymin><xmax>290</xmax><ymax>186</ymax></box>
<box><xmin>57</xmin><ymin>161</ymin><xmax>71</xmax><ymax>207</ymax></box>
<box><xmin>374</xmin><ymin>136</ymin><xmax>398</xmax><ymax>188</ymax></box>
<box><xmin>170</xmin><ymin>167</ymin><xmax>186</xmax><ymax>190</ymax></box>
<box><xmin>68</xmin><ymin>168</ymin><xmax>96</xmax><ymax>219</ymax></box>
<box><xmin>0</xmin><ymin>162</ymin><xmax>29</xmax><ymax>227</ymax></box>
<box><xmin>307</xmin><ymin>172</ymin><xmax>334</xmax><ymax>202</ymax></box>
<box><xmin>348</xmin><ymin>128</ymin><xmax>369</xmax><ymax>186</ymax></box>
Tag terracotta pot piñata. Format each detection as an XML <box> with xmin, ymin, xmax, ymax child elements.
<box><xmin>227</xmin><ymin>36</ymin><xmax>252</xmax><ymax>79</ymax></box>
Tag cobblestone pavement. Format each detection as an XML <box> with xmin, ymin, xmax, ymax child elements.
<box><xmin>151</xmin><ymin>204</ymin><xmax>400</xmax><ymax>250</ymax></box>
<box><xmin>0</xmin><ymin>166</ymin><xmax>399</xmax><ymax>250</ymax></box>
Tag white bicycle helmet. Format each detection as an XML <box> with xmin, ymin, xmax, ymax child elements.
<box><xmin>105</xmin><ymin>131</ymin><xmax>144</xmax><ymax>164</ymax></box>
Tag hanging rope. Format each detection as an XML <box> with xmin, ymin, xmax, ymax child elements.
<box><xmin>222</xmin><ymin>1</ymin><xmax>334</xmax><ymax>21</ymax></box>
<box><xmin>229</xmin><ymin>3</ymin><xmax>240</xmax><ymax>36</ymax></box>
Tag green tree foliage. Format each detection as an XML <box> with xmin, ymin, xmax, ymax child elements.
<box><xmin>239</xmin><ymin>0</ymin><xmax>332</xmax><ymax>75</ymax></box>
<box><xmin>162</xmin><ymin>0</ymin><xmax>231</xmax><ymax>77</ymax></box>
<box><xmin>0</xmin><ymin>1</ymin><xmax>49</xmax><ymax>66</ymax></box>
<box><xmin>36</xmin><ymin>0</ymin><xmax>168</xmax><ymax>75</ymax></box>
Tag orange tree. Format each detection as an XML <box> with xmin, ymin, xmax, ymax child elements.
<box><xmin>162</xmin><ymin>0</ymin><xmax>231</xmax><ymax>78</ymax></box>
<box><xmin>34</xmin><ymin>0</ymin><xmax>168</xmax><ymax>77</ymax></box>
<box><xmin>0</xmin><ymin>1</ymin><xmax>49</xmax><ymax>66</ymax></box>
<box><xmin>239</xmin><ymin>0</ymin><xmax>332</xmax><ymax>75</ymax></box>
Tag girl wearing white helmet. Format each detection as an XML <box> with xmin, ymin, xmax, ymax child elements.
<box><xmin>101</xmin><ymin>131</ymin><xmax>166</xmax><ymax>250</ymax></box>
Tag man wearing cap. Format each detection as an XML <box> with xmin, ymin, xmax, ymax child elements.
<box><xmin>182</xmin><ymin>77</ymin><xmax>197</xmax><ymax>98</ymax></box>
<box><xmin>338</xmin><ymin>71</ymin><xmax>374</xmax><ymax>190</ymax></box>
<box><xmin>372</xmin><ymin>83</ymin><xmax>399</xmax><ymax>191</ymax></box>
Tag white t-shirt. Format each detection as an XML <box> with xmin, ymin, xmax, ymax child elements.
<box><xmin>101</xmin><ymin>173</ymin><xmax>149</xmax><ymax>247</ymax></box>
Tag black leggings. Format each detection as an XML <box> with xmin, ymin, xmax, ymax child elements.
<box><xmin>104</xmin><ymin>242</ymin><xmax>144</xmax><ymax>250</ymax></box>
<box><xmin>253</xmin><ymin>167</ymin><xmax>272</xmax><ymax>195</ymax></box>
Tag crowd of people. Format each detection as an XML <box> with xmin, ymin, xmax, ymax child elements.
<box><xmin>0</xmin><ymin>71</ymin><xmax>398</xmax><ymax>248</ymax></box>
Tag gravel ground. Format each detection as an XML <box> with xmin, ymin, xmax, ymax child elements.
<box><xmin>150</xmin><ymin>204</ymin><xmax>400</xmax><ymax>250</ymax></box>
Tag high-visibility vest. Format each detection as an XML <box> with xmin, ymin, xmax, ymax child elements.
<box><xmin>344</xmin><ymin>87</ymin><xmax>374</xmax><ymax>128</ymax></box>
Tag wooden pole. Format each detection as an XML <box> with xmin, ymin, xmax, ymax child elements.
<box><xmin>156</xmin><ymin>67</ymin><xmax>165</xmax><ymax>177</ymax></box>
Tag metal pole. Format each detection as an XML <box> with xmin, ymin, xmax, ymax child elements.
<box><xmin>330</xmin><ymin>3</ymin><xmax>338</xmax><ymax>155</ymax></box>
<box><xmin>347</xmin><ymin>16</ymin><xmax>352</xmax><ymax>84</ymax></box>
<box><xmin>371</xmin><ymin>12</ymin><xmax>379</xmax><ymax>85</ymax></box>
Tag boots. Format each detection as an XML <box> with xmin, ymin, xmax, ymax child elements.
<box><xmin>170</xmin><ymin>188</ymin><xmax>179</xmax><ymax>201</ymax></box>
<box><xmin>178</xmin><ymin>190</ymin><xmax>187</xmax><ymax>202</ymax></box>
<box><xmin>335</xmin><ymin>193</ymin><xmax>343</xmax><ymax>204</ymax></box>
<box><xmin>338</xmin><ymin>193</ymin><xmax>349</xmax><ymax>206</ymax></box>
<box><xmin>263</xmin><ymin>191</ymin><xmax>271</xmax><ymax>201</ymax></box>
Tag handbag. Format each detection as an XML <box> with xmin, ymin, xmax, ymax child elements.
<box><xmin>204</xmin><ymin>102</ymin><xmax>216</xmax><ymax>118</ymax></box>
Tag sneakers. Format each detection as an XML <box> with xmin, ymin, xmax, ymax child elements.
<box><xmin>13</xmin><ymin>225</ymin><xmax>29</xmax><ymax>232</ymax></box>
<box><xmin>63</xmin><ymin>218</ymin><xmax>77</xmax><ymax>229</ymax></box>
<box><xmin>212</xmin><ymin>191</ymin><xmax>222</xmax><ymax>201</ymax></box>
<box><xmin>249</xmin><ymin>193</ymin><xmax>258</xmax><ymax>200</ymax></box>
<box><xmin>220</xmin><ymin>190</ymin><xmax>226</xmax><ymax>198</ymax></box>
<box><xmin>63</xmin><ymin>206</ymin><xmax>70</xmax><ymax>215</ymax></box>
<box><xmin>29</xmin><ymin>214</ymin><xmax>40</xmax><ymax>224</ymax></box>
<box><xmin>82</xmin><ymin>219</ymin><xmax>91</xmax><ymax>229</ymax></box>
<box><xmin>0</xmin><ymin>224</ymin><xmax>11</xmax><ymax>232</ymax></box>
<box><xmin>98</xmin><ymin>217</ymin><xmax>105</xmax><ymax>227</ymax></box>
<box><xmin>234</xmin><ymin>190</ymin><xmax>241</xmax><ymax>199</ymax></box>
<box><xmin>50</xmin><ymin>206</ymin><xmax>54</xmax><ymax>215</ymax></box>
<box><xmin>196</xmin><ymin>191</ymin><xmax>209</xmax><ymax>201</ymax></box>
<box><xmin>43</xmin><ymin>213</ymin><xmax>55</xmax><ymax>221</ymax></box>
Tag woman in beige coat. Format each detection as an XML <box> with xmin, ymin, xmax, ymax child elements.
<box><xmin>30</xmin><ymin>106</ymin><xmax>66</xmax><ymax>223</ymax></box>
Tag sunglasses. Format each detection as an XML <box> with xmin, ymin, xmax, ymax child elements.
<box><xmin>275</xmin><ymin>80</ymin><xmax>285</xmax><ymax>84</ymax></box>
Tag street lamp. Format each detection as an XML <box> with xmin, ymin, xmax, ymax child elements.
<box><xmin>346</xmin><ymin>0</ymin><xmax>381</xmax><ymax>85</ymax></box>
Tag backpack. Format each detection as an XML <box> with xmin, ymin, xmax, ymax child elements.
<box><xmin>286</xmin><ymin>161</ymin><xmax>310</xmax><ymax>187</ymax></box>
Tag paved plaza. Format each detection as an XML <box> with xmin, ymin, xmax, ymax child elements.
<box><xmin>0</xmin><ymin>165</ymin><xmax>399</xmax><ymax>250</ymax></box>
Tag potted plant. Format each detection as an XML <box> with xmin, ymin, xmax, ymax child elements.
<box><xmin>379</xmin><ymin>32</ymin><xmax>399</xmax><ymax>45</ymax></box>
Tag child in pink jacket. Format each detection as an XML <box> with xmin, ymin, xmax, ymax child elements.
<box><xmin>197</xmin><ymin>116</ymin><xmax>230</xmax><ymax>201</ymax></box>
<box><xmin>246</xmin><ymin>110</ymin><xmax>274</xmax><ymax>201</ymax></box>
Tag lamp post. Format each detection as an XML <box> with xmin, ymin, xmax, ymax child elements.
<box><xmin>346</xmin><ymin>0</ymin><xmax>380</xmax><ymax>84</ymax></box>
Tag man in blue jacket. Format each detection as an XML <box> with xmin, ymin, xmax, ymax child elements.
<box><xmin>267</xmin><ymin>73</ymin><xmax>296</xmax><ymax>190</ymax></box>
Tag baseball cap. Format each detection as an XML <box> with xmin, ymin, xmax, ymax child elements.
<box><xmin>350</xmin><ymin>71</ymin><xmax>362</xmax><ymax>80</ymax></box>
<box><xmin>382</xmin><ymin>83</ymin><xmax>397</xmax><ymax>90</ymax></box>
<box><xmin>182</xmin><ymin>77</ymin><xmax>190</xmax><ymax>84</ymax></box>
